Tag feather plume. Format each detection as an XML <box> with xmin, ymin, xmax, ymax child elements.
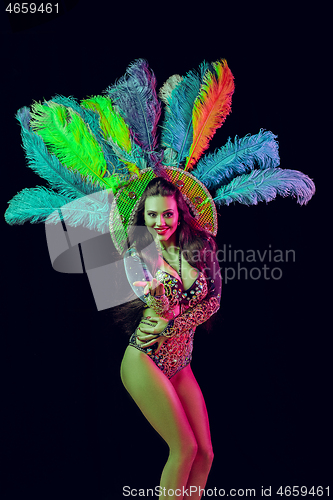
<box><xmin>158</xmin><ymin>74</ymin><xmax>183</xmax><ymax>107</ymax></box>
<box><xmin>81</xmin><ymin>95</ymin><xmax>139</xmax><ymax>175</ymax></box>
<box><xmin>185</xmin><ymin>59</ymin><xmax>235</xmax><ymax>170</ymax></box>
<box><xmin>29</xmin><ymin>101</ymin><xmax>119</xmax><ymax>192</ymax></box>
<box><xmin>105</xmin><ymin>59</ymin><xmax>161</xmax><ymax>169</ymax></box>
<box><xmin>160</xmin><ymin>61</ymin><xmax>211</xmax><ymax>167</ymax></box>
<box><xmin>193</xmin><ymin>130</ymin><xmax>280</xmax><ymax>188</ymax></box>
<box><xmin>16</xmin><ymin>107</ymin><xmax>102</xmax><ymax>199</ymax></box>
<box><xmin>5</xmin><ymin>186</ymin><xmax>111</xmax><ymax>232</ymax></box>
<box><xmin>5</xmin><ymin>186</ymin><xmax>72</xmax><ymax>225</ymax></box>
<box><xmin>49</xmin><ymin>190</ymin><xmax>111</xmax><ymax>232</ymax></box>
<box><xmin>214</xmin><ymin>168</ymin><xmax>315</xmax><ymax>206</ymax></box>
<box><xmin>82</xmin><ymin>96</ymin><xmax>130</xmax><ymax>146</ymax></box>
<box><xmin>162</xmin><ymin>147</ymin><xmax>178</xmax><ymax>166</ymax></box>
<box><xmin>51</xmin><ymin>94</ymin><xmax>132</xmax><ymax>180</ymax></box>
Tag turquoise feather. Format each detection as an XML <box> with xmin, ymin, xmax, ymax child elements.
<box><xmin>5</xmin><ymin>186</ymin><xmax>111</xmax><ymax>232</ymax></box>
<box><xmin>214</xmin><ymin>168</ymin><xmax>315</xmax><ymax>206</ymax></box>
<box><xmin>6</xmin><ymin>107</ymin><xmax>112</xmax><ymax>231</ymax></box>
<box><xmin>5</xmin><ymin>60</ymin><xmax>316</xmax><ymax>235</ymax></box>
<box><xmin>4</xmin><ymin>186</ymin><xmax>72</xmax><ymax>225</ymax></box>
<box><xmin>193</xmin><ymin>130</ymin><xmax>280</xmax><ymax>188</ymax></box>
<box><xmin>160</xmin><ymin>61</ymin><xmax>211</xmax><ymax>167</ymax></box>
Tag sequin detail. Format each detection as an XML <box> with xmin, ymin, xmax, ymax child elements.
<box><xmin>128</xmin><ymin>269</ymin><xmax>217</xmax><ymax>379</ymax></box>
<box><xmin>145</xmin><ymin>293</ymin><xmax>169</xmax><ymax>315</ymax></box>
<box><xmin>154</xmin><ymin>269</ymin><xmax>208</xmax><ymax>310</ymax></box>
<box><xmin>129</xmin><ymin>327</ymin><xmax>194</xmax><ymax>379</ymax></box>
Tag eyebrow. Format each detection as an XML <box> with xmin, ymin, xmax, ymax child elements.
<box><xmin>146</xmin><ymin>209</ymin><xmax>174</xmax><ymax>214</ymax></box>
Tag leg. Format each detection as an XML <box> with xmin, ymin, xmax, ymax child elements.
<box><xmin>171</xmin><ymin>365</ymin><xmax>214</xmax><ymax>499</ymax></box>
<box><xmin>120</xmin><ymin>346</ymin><xmax>198</xmax><ymax>500</ymax></box>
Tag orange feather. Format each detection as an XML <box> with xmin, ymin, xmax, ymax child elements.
<box><xmin>185</xmin><ymin>59</ymin><xmax>235</xmax><ymax>171</ymax></box>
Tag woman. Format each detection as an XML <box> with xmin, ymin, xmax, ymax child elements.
<box><xmin>120</xmin><ymin>177</ymin><xmax>221</xmax><ymax>499</ymax></box>
<box><xmin>4</xmin><ymin>57</ymin><xmax>315</xmax><ymax>500</ymax></box>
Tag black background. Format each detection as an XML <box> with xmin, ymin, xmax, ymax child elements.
<box><xmin>1</xmin><ymin>2</ymin><xmax>330</xmax><ymax>499</ymax></box>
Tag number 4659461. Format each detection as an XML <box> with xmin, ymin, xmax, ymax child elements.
<box><xmin>6</xmin><ymin>3</ymin><xmax>59</xmax><ymax>14</ymax></box>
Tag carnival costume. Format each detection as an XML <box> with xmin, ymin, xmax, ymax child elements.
<box><xmin>124</xmin><ymin>242</ymin><xmax>222</xmax><ymax>379</ymax></box>
<box><xmin>5</xmin><ymin>58</ymin><xmax>315</xmax><ymax>378</ymax></box>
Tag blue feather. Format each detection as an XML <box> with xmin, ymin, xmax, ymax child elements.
<box><xmin>193</xmin><ymin>130</ymin><xmax>280</xmax><ymax>188</ymax></box>
<box><xmin>105</xmin><ymin>59</ymin><xmax>161</xmax><ymax>169</ymax></box>
<box><xmin>214</xmin><ymin>168</ymin><xmax>315</xmax><ymax>206</ymax></box>
<box><xmin>160</xmin><ymin>61</ymin><xmax>211</xmax><ymax>167</ymax></box>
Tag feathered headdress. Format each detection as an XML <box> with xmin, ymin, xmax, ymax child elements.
<box><xmin>5</xmin><ymin>58</ymin><xmax>315</xmax><ymax>252</ymax></box>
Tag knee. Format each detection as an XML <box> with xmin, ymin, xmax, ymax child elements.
<box><xmin>174</xmin><ymin>436</ymin><xmax>198</xmax><ymax>464</ymax></box>
<box><xmin>196</xmin><ymin>446</ymin><xmax>214</xmax><ymax>468</ymax></box>
<box><xmin>183</xmin><ymin>437</ymin><xmax>198</xmax><ymax>462</ymax></box>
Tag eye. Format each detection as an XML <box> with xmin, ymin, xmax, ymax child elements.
<box><xmin>164</xmin><ymin>212</ymin><xmax>174</xmax><ymax>218</ymax></box>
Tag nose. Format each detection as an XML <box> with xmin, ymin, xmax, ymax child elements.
<box><xmin>156</xmin><ymin>214</ymin><xmax>165</xmax><ymax>226</ymax></box>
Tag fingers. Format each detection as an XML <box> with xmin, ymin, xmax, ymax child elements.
<box><xmin>133</xmin><ymin>281</ymin><xmax>148</xmax><ymax>287</ymax></box>
<box><xmin>137</xmin><ymin>332</ymin><xmax>158</xmax><ymax>341</ymax></box>
<box><xmin>147</xmin><ymin>278</ymin><xmax>159</xmax><ymax>296</ymax></box>
<box><xmin>137</xmin><ymin>338</ymin><xmax>160</xmax><ymax>348</ymax></box>
<box><xmin>136</xmin><ymin>335</ymin><xmax>165</xmax><ymax>351</ymax></box>
<box><xmin>138</xmin><ymin>322</ymin><xmax>157</xmax><ymax>334</ymax></box>
<box><xmin>133</xmin><ymin>279</ymin><xmax>164</xmax><ymax>296</ymax></box>
<box><xmin>154</xmin><ymin>338</ymin><xmax>166</xmax><ymax>355</ymax></box>
<box><xmin>139</xmin><ymin>316</ymin><xmax>168</xmax><ymax>335</ymax></box>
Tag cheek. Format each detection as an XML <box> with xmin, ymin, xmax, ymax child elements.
<box><xmin>170</xmin><ymin>219</ymin><xmax>178</xmax><ymax>229</ymax></box>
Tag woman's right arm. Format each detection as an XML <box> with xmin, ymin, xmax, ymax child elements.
<box><xmin>124</xmin><ymin>247</ymin><xmax>174</xmax><ymax>317</ymax></box>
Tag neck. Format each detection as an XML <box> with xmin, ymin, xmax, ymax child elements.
<box><xmin>160</xmin><ymin>235</ymin><xmax>178</xmax><ymax>253</ymax></box>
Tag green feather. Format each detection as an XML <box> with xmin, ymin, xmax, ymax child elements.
<box><xmin>29</xmin><ymin>101</ymin><xmax>119</xmax><ymax>192</ymax></box>
<box><xmin>81</xmin><ymin>96</ymin><xmax>140</xmax><ymax>175</ymax></box>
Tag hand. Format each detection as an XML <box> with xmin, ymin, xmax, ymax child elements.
<box><xmin>133</xmin><ymin>278</ymin><xmax>165</xmax><ymax>297</ymax></box>
<box><xmin>136</xmin><ymin>315</ymin><xmax>169</xmax><ymax>354</ymax></box>
<box><xmin>138</xmin><ymin>315</ymin><xmax>169</xmax><ymax>335</ymax></box>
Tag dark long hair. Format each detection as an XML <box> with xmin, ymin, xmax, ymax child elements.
<box><xmin>115</xmin><ymin>177</ymin><xmax>217</xmax><ymax>335</ymax></box>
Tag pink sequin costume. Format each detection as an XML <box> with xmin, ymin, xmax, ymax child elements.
<box><xmin>125</xmin><ymin>246</ymin><xmax>222</xmax><ymax>379</ymax></box>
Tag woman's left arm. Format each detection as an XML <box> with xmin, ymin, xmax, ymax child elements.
<box><xmin>163</xmin><ymin>240</ymin><xmax>222</xmax><ymax>336</ymax></box>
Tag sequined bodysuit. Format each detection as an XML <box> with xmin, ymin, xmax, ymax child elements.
<box><xmin>125</xmin><ymin>245</ymin><xmax>222</xmax><ymax>379</ymax></box>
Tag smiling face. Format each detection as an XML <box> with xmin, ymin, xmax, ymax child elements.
<box><xmin>144</xmin><ymin>195</ymin><xmax>179</xmax><ymax>247</ymax></box>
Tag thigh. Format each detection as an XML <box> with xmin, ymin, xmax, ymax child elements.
<box><xmin>170</xmin><ymin>365</ymin><xmax>213</xmax><ymax>453</ymax></box>
<box><xmin>121</xmin><ymin>346</ymin><xmax>196</xmax><ymax>451</ymax></box>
